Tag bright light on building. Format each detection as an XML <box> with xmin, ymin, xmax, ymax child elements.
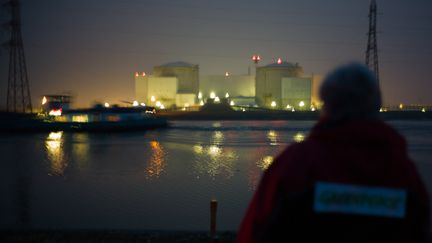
<box><xmin>299</xmin><ymin>101</ymin><xmax>305</xmax><ymax>107</ymax></box>
<box><xmin>210</xmin><ymin>92</ymin><xmax>216</xmax><ymax>99</ymax></box>
<box><xmin>160</xmin><ymin>104</ymin><xmax>165</xmax><ymax>109</ymax></box>
<box><xmin>225</xmin><ymin>72</ymin><xmax>229</xmax><ymax>77</ymax></box>
<box><xmin>132</xmin><ymin>100</ymin><xmax>139</xmax><ymax>107</ymax></box>
<box><xmin>142</xmin><ymin>72</ymin><xmax>146</xmax><ymax>76</ymax></box>
<box><xmin>422</xmin><ymin>108</ymin><xmax>426</xmax><ymax>113</ymax></box>
<box><xmin>399</xmin><ymin>103</ymin><xmax>404</xmax><ymax>109</ymax></box>
<box><xmin>214</xmin><ymin>96</ymin><xmax>220</xmax><ymax>103</ymax></box>
<box><xmin>225</xmin><ymin>92</ymin><xmax>229</xmax><ymax>98</ymax></box>
<box><xmin>141</xmin><ymin>103</ymin><xmax>146</xmax><ymax>107</ymax></box>
<box><xmin>155</xmin><ymin>101</ymin><xmax>162</xmax><ymax>107</ymax></box>
<box><xmin>184</xmin><ymin>103</ymin><xmax>190</xmax><ymax>108</ymax></box>
<box><xmin>135</xmin><ymin>72</ymin><xmax>139</xmax><ymax>77</ymax></box>
<box><xmin>286</xmin><ymin>104</ymin><xmax>292</xmax><ymax>109</ymax></box>
<box><xmin>230</xmin><ymin>100</ymin><xmax>235</xmax><ymax>106</ymax></box>
<box><xmin>151</xmin><ymin>96</ymin><xmax>156</xmax><ymax>102</ymax></box>
<box><xmin>252</xmin><ymin>55</ymin><xmax>262</xmax><ymax>64</ymax></box>
<box><xmin>271</xmin><ymin>101</ymin><xmax>277</xmax><ymax>107</ymax></box>
<box><xmin>42</xmin><ymin>96</ymin><xmax>47</xmax><ymax>105</ymax></box>
<box><xmin>49</xmin><ymin>109</ymin><xmax>62</xmax><ymax>116</ymax></box>
<box><xmin>199</xmin><ymin>100</ymin><xmax>204</xmax><ymax>106</ymax></box>
<box><xmin>311</xmin><ymin>106</ymin><xmax>316</xmax><ymax>112</ymax></box>
<box><xmin>277</xmin><ymin>57</ymin><xmax>282</xmax><ymax>64</ymax></box>
<box><xmin>72</xmin><ymin>115</ymin><xmax>89</xmax><ymax>123</ymax></box>
<box><xmin>380</xmin><ymin>108</ymin><xmax>384</xmax><ymax>113</ymax></box>
<box><xmin>198</xmin><ymin>92</ymin><xmax>203</xmax><ymax>99</ymax></box>
<box><xmin>104</xmin><ymin>102</ymin><xmax>110</xmax><ymax>108</ymax></box>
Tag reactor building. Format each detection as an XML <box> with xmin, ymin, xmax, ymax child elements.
<box><xmin>135</xmin><ymin>60</ymin><xmax>322</xmax><ymax>110</ymax></box>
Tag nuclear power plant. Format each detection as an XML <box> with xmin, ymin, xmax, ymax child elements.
<box><xmin>135</xmin><ymin>60</ymin><xmax>322</xmax><ymax>111</ymax></box>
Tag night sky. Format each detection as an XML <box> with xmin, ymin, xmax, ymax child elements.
<box><xmin>1</xmin><ymin>0</ymin><xmax>431</xmax><ymax>108</ymax></box>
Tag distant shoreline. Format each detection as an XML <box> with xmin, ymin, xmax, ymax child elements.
<box><xmin>157</xmin><ymin>110</ymin><xmax>432</xmax><ymax>121</ymax></box>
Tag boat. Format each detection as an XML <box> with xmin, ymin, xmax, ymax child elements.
<box><xmin>0</xmin><ymin>106</ymin><xmax>168</xmax><ymax>132</ymax></box>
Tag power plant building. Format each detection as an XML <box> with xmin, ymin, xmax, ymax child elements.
<box><xmin>256</xmin><ymin>62</ymin><xmax>312</xmax><ymax>110</ymax></box>
<box><xmin>135</xmin><ymin>75</ymin><xmax>178</xmax><ymax>108</ymax></box>
<box><xmin>153</xmin><ymin>62</ymin><xmax>199</xmax><ymax>94</ymax></box>
<box><xmin>199</xmin><ymin>74</ymin><xmax>255</xmax><ymax>106</ymax></box>
<box><xmin>135</xmin><ymin>60</ymin><xmax>321</xmax><ymax>110</ymax></box>
<box><xmin>135</xmin><ymin>62</ymin><xmax>198</xmax><ymax>108</ymax></box>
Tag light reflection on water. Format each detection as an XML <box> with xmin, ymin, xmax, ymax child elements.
<box><xmin>293</xmin><ymin>132</ymin><xmax>305</xmax><ymax>143</ymax></box>
<box><xmin>146</xmin><ymin>141</ymin><xmax>166</xmax><ymax>179</ymax></box>
<box><xmin>45</xmin><ymin>131</ymin><xmax>67</xmax><ymax>176</ymax></box>
<box><xmin>193</xmin><ymin>144</ymin><xmax>238</xmax><ymax>179</ymax></box>
<box><xmin>257</xmin><ymin>155</ymin><xmax>274</xmax><ymax>170</ymax></box>
<box><xmin>3</xmin><ymin>120</ymin><xmax>430</xmax><ymax>231</ymax></box>
<box><xmin>267</xmin><ymin>130</ymin><xmax>278</xmax><ymax>146</ymax></box>
<box><xmin>33</xmin><ymin>121</ymin><xmax>322</xmax><ymax>230</ymax></box>
<box><xmin>72</xmin><ymin>133</ymin><xmax>90</xmax><ymax>169</ymax></box>
<box><xmin>212</xmin><ymin>131</ymin><xmax>224</xmax><ymax>145</ymax></box>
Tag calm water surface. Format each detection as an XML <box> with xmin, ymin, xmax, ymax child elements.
<box><xmin>1</xmin><ymin>120</ymin><xmax>431</xmax><ymax>231</ymax></box>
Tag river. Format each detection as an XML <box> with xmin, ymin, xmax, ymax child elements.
<box><xmin>1</xmin><ymin>120</ymin><xmax>431</xmax><ymax>231</ymax></box>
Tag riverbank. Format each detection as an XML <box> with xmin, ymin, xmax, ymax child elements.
<box><xmin>157</xmin><ymin>110</ymin><xmax>432</xmax><ymax>121</ymax></box>
<box><xmin>1</xmin><ymin>230</ymin><xmax>431</xmax><ymax>242</ymax></box>
<box><xmin>0</xmin><ymin>230</ymin><xmax>236</xmax><ymax>243</ymax></box>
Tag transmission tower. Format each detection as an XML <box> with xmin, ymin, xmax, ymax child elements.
<box><xmin>365</xmin><ymin>0</ymin><xmax>380</xmax><ymax>85</ymax></box>
<box><xmin>4</xmin><ymin>0</ymin><xmax>32</xmax><ymax>112</ymax></box>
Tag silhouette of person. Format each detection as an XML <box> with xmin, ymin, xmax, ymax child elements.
<box><xmin>237</xmin><ymin>63</ymin><xmax>430</xmax><ymax>243</ymax></box>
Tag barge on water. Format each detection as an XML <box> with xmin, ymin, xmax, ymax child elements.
<box><xmin>0</xmin><ymin>105</ymin><xmax>168</xmax><ymax>132</ymax></box>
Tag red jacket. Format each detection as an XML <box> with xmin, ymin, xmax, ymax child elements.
<box><xmin>237</xmin><ymin>120</ymin><xmax>430</xmax><ymax>243</ymax></box>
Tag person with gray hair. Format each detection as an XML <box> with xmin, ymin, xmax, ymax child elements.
<box><xmin>238</xmin><ymin>63</ymin><xmax>430</xmax><ymax>243</ymax></box>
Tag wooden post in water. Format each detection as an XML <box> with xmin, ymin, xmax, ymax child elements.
<box><xmin>210</xmin><ymin>199</ymin><xmax>218</xmax><ymax>242</ymax></box>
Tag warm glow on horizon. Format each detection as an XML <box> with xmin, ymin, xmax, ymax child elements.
<box><xmin>210</xmin><ymin>92</ymin><xmax>216</xmax><ymax>99</ymax></box>
<box><xmin>49</xmin><ymin>109</ymin><xmax>62</xmax><ymax>116</ymax></box>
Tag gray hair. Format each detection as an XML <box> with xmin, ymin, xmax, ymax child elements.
<box><xmin>319</xmin><ymin>63</ymin><xmax>382</xmax><ymax>121</ymax></box>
